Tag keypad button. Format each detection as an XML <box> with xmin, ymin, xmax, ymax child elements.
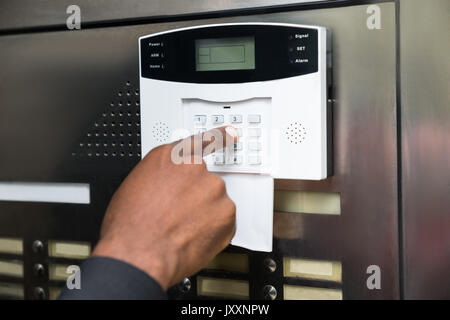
<box><xmin>233</xmin><ymin>154</ymin><xmax>242</xmax><ymax>164</ymax></box>
<box><xmin>248</xmin><ymin>141</ymin><xmax>261</xmax><ymax>151</ymax></box>
<box><xmin>230</xmin><ymin>114</ymin><xmax>243</xmax><ymax>123</ymax></box>
<box><xmin>236</xmin><ymin>128</ymin><xmax>243</xmax><ymax>137</ymax></box>
<box><xmin>233</xmin><ymin>142</ymin><xmax>243</xmax><ymax>150</ymax></box>
<box><xmin>214</xmin><ymin>153</ymin><xmax>225</xmax><ymax>165</ymax></box>
<box><xmin>226</xmin><ymin>153</ymin><xmax>242</xmax><ymax>165</ymax></box>
<box><xmin>212</xmin><ymin>115</ymin><xmax>224</xmax><ymax>124</ymax></box>
<box><xmin>248</xmin><ymin>128</ymin><xmax>261</xmax><ymax>137</ymax></box>
<box><xmin>248</xmin><ymin>114</ymin><xmax>261</xmax><ymax>123</ymax></box>
<box><xmin>204</xmin><ymin>154</ymin><xmax>213</xmax><ymax>165</ymax></box>
<box><xmin>248</xmin><ymin>154</ymin><xmax>261</xmax><ymax>165</ymax></box>
<box><xmin>194</xmin><ymin>115</ymin><xmax>206</xmax><ymax>125</ymax></box>
<box><xmin>195</xmin><ymin>128</ymin><xmax>206</xmax><ymax>134</ymax></box>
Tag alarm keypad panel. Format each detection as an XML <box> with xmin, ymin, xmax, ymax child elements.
<box><xmin>140</xmin><ymin>22</ymin><xmax>330</xmax><ymax>251</ymax></box>
<box><xmin>182</xmin><ymin>97</ymin><xmax>272</xmax><ymax>175</ymax></box>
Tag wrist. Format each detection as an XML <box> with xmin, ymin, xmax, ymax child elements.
<box><xmin>92</xmin><ymin>237</ymin><xmax>177</xmax><ymax>291</ymax></box>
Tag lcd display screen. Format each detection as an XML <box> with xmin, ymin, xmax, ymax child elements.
<box><xmin>195</xmin><ymin>37</ymin><xmax>255</xmax><ymax>71</ymax></box>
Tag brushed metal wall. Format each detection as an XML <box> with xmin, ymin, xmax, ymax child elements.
<box><xmin>0</xmin><ymin>2</ymin><xmax>400</xmax><ymax>299</ymax></box>
<box><xmin>400</xmin><ymin>0</ymin><xmax>450</xmax><ymax>299</ymax></box>
<box><xmin>0</xmin><ymin>0</ymin><xmax>376</xmax><ymax>31</ymax></box>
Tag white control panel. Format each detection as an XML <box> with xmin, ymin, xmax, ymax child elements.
<box><xmin>139</xmin><ymin>22</ymin><xmax>331</xmax><ymax>251</ymax></box>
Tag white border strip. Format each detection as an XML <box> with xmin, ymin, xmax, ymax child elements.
<box><xmin>0</xmin><ymin>182</ymin><xmax>90</xmax><ymax>204</ymax></box>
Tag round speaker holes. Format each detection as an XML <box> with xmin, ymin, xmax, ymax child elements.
<box><xmin>152</xmin><ymin>122</ymin><xmax>170</xmax><ymax>143</ymax></box>
<box><xmin>285</xmin><ymin>122</ymin><xmax>307</xmax><ymax>144</ymax></box>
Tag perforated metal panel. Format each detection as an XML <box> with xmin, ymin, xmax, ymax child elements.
<box><xmin>72</xmin><ymin>81</ymin><xmax>141</xmax><ymax>159</ymax></box>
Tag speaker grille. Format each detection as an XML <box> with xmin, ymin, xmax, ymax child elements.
<box><xmin>152</xmin><ymin>122</ymin><xmax>170</xmax><ymax>143</ymax></box>
<box><xmin>72</xmin><ymin>80</ymin><xmax>141</xmax><ymax>159</ymax></box>
<box><xmin>285</xmin><ymin>122</ymin><xmax>307</xmax><ymax>144</ymax></box>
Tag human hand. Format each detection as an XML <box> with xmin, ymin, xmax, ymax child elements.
<box><xmin>92</xmin><ymin>126</ymin><xmax>238</xmax><ymax>290</ymax></box>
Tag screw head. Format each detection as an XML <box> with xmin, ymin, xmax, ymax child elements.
<box><xmin>264</xmin><ymin>257</ymin><xmax>277</xmax><ymax>273</ymax></box>
<box><xmin>33</xmin><ymin>263</ymin><xmax>45</xmax><ymax>277</ymax></box>
<box><xmin>263</xmin><ymin>285</ymin><xmax>277</xmax><ymax>300</ymax></box>
<box><xmin>34</xmin><ymin>287</ymin><xmax>46</xmax><ymax>300</ymax></box>
<box><xmin>32</xmin><ymin>240</ymin><xmax>44</xmax><ymax>254</ymax></box>
<box><xmin>178</xmin><ymin>278</ymin><xmax>192</xmax><ymax>293</ymax></box>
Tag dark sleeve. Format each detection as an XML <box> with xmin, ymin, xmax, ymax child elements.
<box><xmin>58</xmin><ymin>256</ymin><xmax>167</xmax><ymax>300</ymax></box>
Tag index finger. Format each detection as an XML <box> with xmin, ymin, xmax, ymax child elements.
<box><xmin>200</xmin><ymin>126</ymin><xmax>238</xmax><ymax>156</ymax></box>
<box><xmin>170</xmin><ymin>126</ymin><xmax>238</xmax><ymax>159</ymax></box>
